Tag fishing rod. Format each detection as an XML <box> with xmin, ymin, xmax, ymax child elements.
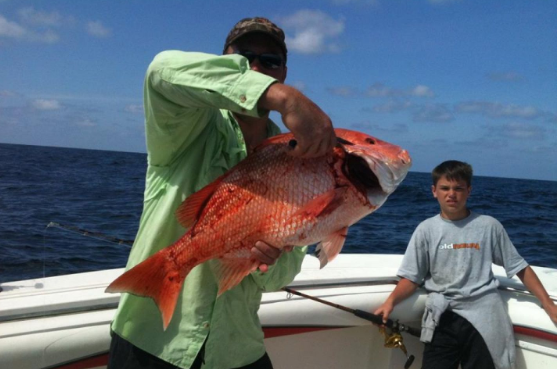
<box><xmin>46</xmin><ymin>222</ymin><xmax>134</xmax><ymax>246</ymax></box>
<box><xmin>283</xmin><ymin>286</ymin><xmax>418</xmax><ymax>369</ymax></box>
<box><xmin>283</xmin><ymin>287</ymin><xmax>420</xmax><ymax>336</ymax></box>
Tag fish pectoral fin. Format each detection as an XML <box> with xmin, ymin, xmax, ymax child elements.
<box><xmin>213</xmin><ymin>253</ymin><xmax>259</xmax><ymax>295</ymax></box>
<box><xmin>314</xmin><ymin>227</ymin><xmax>348</xmax><ymax>269</ymax></box>
<box><xmin>175</xmin><ymin>177</ymin><xmax>224</xmax><ymax>229</ymax></box>
<box><xmin>294</xmin><ymin>187</ymin><xmax>348</xmax><ymax>220</ymax></box>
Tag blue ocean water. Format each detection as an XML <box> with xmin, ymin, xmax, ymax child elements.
<box><xmin>0</xmin><ymin>143</ymin><xmax>556</xmax><ymax>283</ymax></box>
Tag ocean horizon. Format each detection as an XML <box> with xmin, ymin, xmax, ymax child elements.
<box><xmin>3</xmin><ymin>142</ymin><xmax>555</xmax><ymax>183</ymax></box>
<box><xmin>1</xmin><ymin>142</ymin><xmax>556</xmax><ymax>283</ymax></box>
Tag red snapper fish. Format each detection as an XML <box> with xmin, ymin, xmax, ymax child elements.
<box><xmin>106</xmin><ymin>128</ymin><xmax>411</xmax><ymax>329</ymax></box>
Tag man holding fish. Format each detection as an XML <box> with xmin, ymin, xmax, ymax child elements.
<box><xmin>107</xmin><ymin>17</ymin><xmax>336</xmax><ymax>369</ymax></box>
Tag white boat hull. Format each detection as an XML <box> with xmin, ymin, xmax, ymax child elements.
<box><xmin>1</xmin><ymin>254</ymin><xmax>556</xmax><ymax>369</ymax></box>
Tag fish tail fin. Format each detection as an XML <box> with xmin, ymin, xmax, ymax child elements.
<box><xmin>105</xmin><ymin>249</ymin><xmax>191</xmax><ymax>330</ymax></box>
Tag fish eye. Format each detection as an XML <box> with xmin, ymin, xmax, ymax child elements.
<box><xmin>365</xmin><ymin>138</ymin><xmax>376</xmax><ymax>145</ymax></box>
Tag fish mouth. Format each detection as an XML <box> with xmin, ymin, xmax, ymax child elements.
<box><xmin>343</xmin><ymin>151</ymin><xmax>409</xmax><ymax>207</ymax></box>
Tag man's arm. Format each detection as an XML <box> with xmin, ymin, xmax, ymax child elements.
<box><xmin>374</xmin><ymin>278</ymin><xmax>419</xmax><ymax>323</ymax></box>
<box><xmin>258</xmin><ymin>83</ymin><xmax>336</xmax><ymax>158</ymax></box>
<box><xmin>144</xmin><ymin>51</ymin><xmax>280</xmax><ymax>166</ymax></box>
<box><xmin>517</xmin><ymin>266</ymin><xmax>557</xmax><ymax>324</ymax></box>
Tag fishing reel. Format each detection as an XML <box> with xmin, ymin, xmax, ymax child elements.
<box><xmin>379</xmin><ymin>324</ymin><xmax>415</xmax><ymax>369</ymax></box>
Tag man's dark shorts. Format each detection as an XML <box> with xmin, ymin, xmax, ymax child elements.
<box><xmin>107</xmin><ymin>332</ymin><xmax>273</xmax><ymax>369</ymax></box>
<box><xmin>422</xmin><ymin>310</ymin><xmax>495</xmax><ymax>369</ymax></box>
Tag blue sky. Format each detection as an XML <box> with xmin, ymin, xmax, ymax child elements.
<box><xmin>1</xmin><ymin>0</ymin><xmax>556</xmax><ymax>181</ymax></box>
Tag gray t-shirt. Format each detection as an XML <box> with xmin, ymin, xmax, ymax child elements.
<box><xmin>398</xmin><ymin>211</ymin><xmax>528</xmax><ymax>369</ymax></box>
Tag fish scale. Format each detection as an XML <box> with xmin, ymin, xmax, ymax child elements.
<box><xmin>106</xmin><ymin>128</ymin><xmax>412</xmax><ymax>329</ymax></box>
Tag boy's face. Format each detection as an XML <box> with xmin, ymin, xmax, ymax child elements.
<box><xmin>431</xmin><ymin>175</ymin><xmax>471</xmax><ymax>220</ymax></box>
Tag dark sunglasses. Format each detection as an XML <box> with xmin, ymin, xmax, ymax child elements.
<box><xmin>237</xmin><ymin>51</ymin><xmax>284</xmax><ymax>70</ymax></box>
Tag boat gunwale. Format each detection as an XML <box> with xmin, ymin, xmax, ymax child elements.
<box><xmin>1</xmin><ymin>276</ymin><xmax>556</xmax><ymax>323</ymax></box>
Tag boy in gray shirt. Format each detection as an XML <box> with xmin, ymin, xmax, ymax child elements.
<box><xmin>374</xmin><ymin>160</ymin><xmax>557</xmax><ymax>369</ymax></box>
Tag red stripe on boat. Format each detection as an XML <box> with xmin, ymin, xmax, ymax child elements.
<box><xmin>514</xmin><ymin>326</ymin><xmax>557</xmax><ymax>343</ymax></box>
<box><xmin>264</xmin><ymin>326</ymin><xmax>344</xmax><ymax>339</ymax></box>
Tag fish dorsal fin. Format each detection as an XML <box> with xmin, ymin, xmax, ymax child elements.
<box><xmin>294</xmin><ymin>187</ymin><xmax>347</xmax><ymax>220</ymax></box>
<box><xmin>315</xmin><ymin>227</ymin><xmax>348</xmax><ymax>269</ymax></box>
<box><xmin>175</xmin><ymin>178</ymin><xmax>223</xmax><ymax>229</ymax></box>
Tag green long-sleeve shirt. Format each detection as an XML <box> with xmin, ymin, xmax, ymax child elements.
<box><xmin>110</xmin><ymin>50</ymin><xmax>306</xmax><ymax>369</ymax></box>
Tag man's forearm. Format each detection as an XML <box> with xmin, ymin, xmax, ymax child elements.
<box><xmin>257</xmin><ymin>82</ymin><xmax>291</xmax><ymax>113</ymax></box>
<box><xmin>257</xmin><ymin>83</ymin><xmax>335</xmax><ymax>158</ymax></box>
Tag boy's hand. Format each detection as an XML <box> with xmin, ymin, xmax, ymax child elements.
<box><xmin>374</xmin><ymin>302</ymin><xmax>394</xmax><ymax>324</ymax></box>
<box><xmin>544</xmin><ymin>302</ymin><xmax>557</xmax><ymax>325</ymax></box>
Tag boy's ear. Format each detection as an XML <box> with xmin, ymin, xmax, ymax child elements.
<box><xmin>431</xmin><ymin>185</ymin><xmax>437</xmax><ymax>198</ymax></box>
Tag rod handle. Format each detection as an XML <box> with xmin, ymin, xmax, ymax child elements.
<box><xmin>354</xmin><ymin>309</ymin><xmax>421</xmax><ymax>338</ymax></box>
<box><xmin>353</xmin><ymin>309</ymin><xmax>388</xmax><ymax>326</ymax></box>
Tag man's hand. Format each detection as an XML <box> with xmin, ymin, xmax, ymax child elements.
<box><xmin>251</xmin><ymin>241</ymin><xmax>293</xmax><ymax>272</ymax></box>
<box><xmin>259</xmin><ymin>84</ymin><xmax>336</xmax><ymax>158</ymax></box>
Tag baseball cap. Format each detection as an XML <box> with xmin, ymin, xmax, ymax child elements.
<box><xmin>223</xmin><ymin>17</ymin><xmax>287</xmax><ymax>61</ymax></box>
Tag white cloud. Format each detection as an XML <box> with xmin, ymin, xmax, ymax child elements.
<box><xmin>488</xmin><ymin>122</ymin><xmax>546</xmax><ymax>140</ymax></box>
<box><xmin>1</xmin><ymin>8</ymin><xmax>109</xmax><ymax>43</ymax></box>
<box><xmin>17</xmin><ymin>7</ymin><xmax>65</xmax><ymax>27</ymax></box>
<box><xmin>125</xmin><ymin>104</ymin><xmax>143</xmax><ymax>114</ymax></box>
<box><xmin>428</xmin><ymin>0</ymin><xmax>461</xmax><ymax>4</ymax></box>
<box><xmin>328</xmin><ymin>86</ymin><xmax>358</xmax><ymax>97</ymax></box>
<box><xmin>280</xmin><ymin>10</ymin><xmax>345</xmax><ymax>54</ymax></box>
<box><xmin>413</xmin><ymin>103</ymin><xmax>454</xmax><ymax>122</ymax></box>
<box><xmin>0</xmin><ymin>14</ymin><xmax>26</xmax><ymax>38</ymax></box>
<box><xmin>76</xmin><ymin>118</ymin><xmax>96</xmax><ymax>127</ymax></box>
<box><xmin>455</xmin><ymin>101</ymin><xmax>542</xmax><ymax>120</ymax></box>
<box><xmin>503</xmin><ymin>122</ymin><xmax>545</xmax><ymax>139</ymax></box>
<box><xmin>331</xmin><ymin>0</ymin><xmax>378</xmax><ymax>4</ymax></box>
<box><xmin>366</xmin><ymin>83</ymin><xmax>393</xmax><ymax>97</ymax></box>
<box><xmin>349</xmin><ymin>121</ymin><xmax>408</xmax><ymax>135</ymax></box>
<box><xmin>32</xmin><ymin>28</ymin><xmax>59</xmax><ymax>43</ymax></box>
<box><xmin>32</xmin><ymin>99</ymin><xmax>62</xmax><ymax>110</ymax></box>
<box><xmin>0</xmin><ymin>90</ymin><xmax>18</xmax><ymax>97</ymax></box>
<box><xmin>366</xmin><ymin>82</ymin><xmax>435</xmax><ymax>98</ymax></box>
<box><xmin>0</xmin><ymin>11</ymin><xmax>59</xmax><ymax>43</ymax></box>
<box><xmin>372</xmin><ymin>100</ymin><xmax>413</xmax><ymax>113</ymax></box>
<box><xmin>86</xmin><ymin>20</ymin><xmax>111</xmax><ymax>38</ymax></box>
<box><xmin>291</xmin><ymin>81</ymin><xmax>307</xmax><ymax>91</ymax></box>
<box><xmin>411</xmin><ymin>85</ymin><xmax>435</xmax><ymax>97</ymax></box>
<box><xmin>487</xmin><ymin>71</ymin><xmax>524</xmax><ymax>82</ymax></box>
